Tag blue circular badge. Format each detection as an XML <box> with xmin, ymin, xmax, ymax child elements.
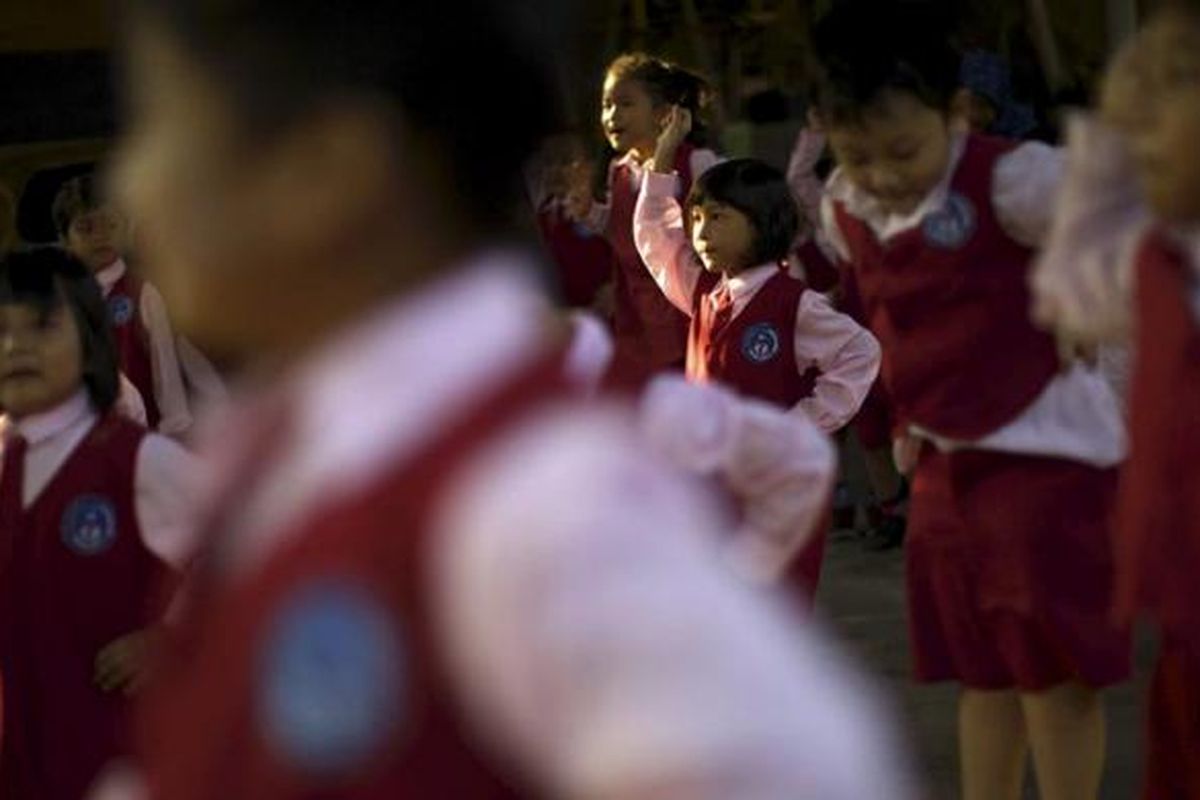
<box><xmin>258</xmin><ymin>581</ymin><xmax>404</xmax><ymax>776</ymax></box>
<box><xmin>108</xmin><ymin>295</ymin><xmax>135</xmax><ymax>327</ymax></box>
<box><xmin>922</xmin><ymin>192</ymin><xmax>977</xmax><ymax>250</ymax></box>
<box><xmin>741</xmin><ymin>322</ymin><xmax>781</xmax><ymax>364</ymax></box>
<box><xmin>60</xmin><ymin>496</ymin><xmax>118</xmax><ymax>556</ymax></box>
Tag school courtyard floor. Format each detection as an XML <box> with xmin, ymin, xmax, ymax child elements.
<box><xmin>818</xmin><ymin>529</ymin><xmax>1153</xmax><ymax>799</ymax></box>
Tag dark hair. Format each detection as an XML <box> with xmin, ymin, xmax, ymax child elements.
<box><xmin>0</xmin><ymin>247</ymin><xmax>120</xmax><ymax>412</ymax></box>
<box><xmin>52</xmin><ymin>174</ymin><xmax>103</xmax><ymax>240</ymax></box>
<box><xmin>606</xmin><ymin>53</ymin><xmax>713</xmax><ymax>147</ymax></box>
<box><xmin>123</xmin><ymin>0</ymin><xmax>572</xmax><ymax>236</ymax></box>
<box><xmin>810</xmin><ymin>0</ymin><xmax>959</xmax><ymax>125</ymax></box>
<box><xmin>688</xmin><ymin>159</ymin><xmax>799</xmax><ymax>266</ymax></box>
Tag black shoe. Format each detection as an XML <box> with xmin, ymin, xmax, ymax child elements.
<box><xmin>862</xmin><ymin>513</ymin><xmax>906</xmax><ymax>552</ymax></box>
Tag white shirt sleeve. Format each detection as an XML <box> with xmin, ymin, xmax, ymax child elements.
<box><xmin>992</xmin><ymin>141</ymin><xmax>1066</xmax><ymax>248</ymax></box>
<box><xmin>793</xmin><ymin>291</ymin><xmax>882</xmax><ymax>433</ymax></box>
<box><xmin>563</xmin><ymin>311</ymin><xmax>615</xmax><ymax>394</ymax></box>
<box><xmin>175</xmin><ymin>336</ymin><xmax>229</xmax><ymax>415</ymax></box>
<box><xmin>819</xmin><ymin>191</ymin><xmax>853</xmax><ymax>263</ymax></box>
<box><xmin>634</xmin><ymin>171</ymin><xmax>706</xmax><ymax>314</ymax></box>
<box><xmin>690</xmin><ymin>147</ymin><xmax>723</xmax><ymax>181</ymax></box>
<box><xmin>432</xmin><ymin>405</ymin><xmax>911</xmax><ymax>800</ymax></box>
<box><xmin>139</xmin><ymin>283</ymin><xmax>193</xmax><ymax>437</ymax></box>
<box><xmin>115</xmin><ymin>374</ymin><xmax>149</xmax><ymax>427</ymax></box>
<box><xmin>639</xmin><ymin>376</ymin><xmax>837</xmax><ymax>584</ymax></box>
<box><xmin>135</xmin><ymin>433</ymin><xmax>202</xmax><ymax>569</ymax></box>
<box><xmin>1029</xmin><ymin>114</ymin><xmax>1150</xmax><ymax>344</ymax></box>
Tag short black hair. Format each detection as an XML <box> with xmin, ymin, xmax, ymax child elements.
<box><xmin>0</xmin><ymin>247</ymin><xmax>120</xmax><ymax>412</ymax></box>
<box><xmin>123</xmin><ymin>0</ymin><xmax>573</xmax><ymax>237</ymax></box>
<box><xmin>688</xmin><ymin>159</ymin><xmax>799</xmax><ymax>266</ymax></box>
<box><xmin>810</xmin><ymin>0</ymin><xmax>959</xmax><ymax>125</ymax></box>
<box><xmin>606</xmin><ymin>53</ymin><xmax>713</xmax><ymax>147</ymax></box>
<box><xmin>51</xmin><ymin>174</ymin><xmax>103</xmax><ymax>240</ymax></box>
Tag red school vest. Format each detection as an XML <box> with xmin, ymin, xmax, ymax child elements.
<box><xmin>136</xmin><ymin>350</ymin><xmax>571</xmax><ymax>800</ymax></box>
<box><xmin>0</xmin><ymin>413</ymin><xmax>167</xmax><ymax>800</ymax></box>
<box><xmin>1116</xmin><ymin>231</ymin><xmax>1200</xmax><ymax>648</ymax></box>
<box><xmin>833</xmin><ymin>134</ymin><xmax>1059</xmax><ymax>440</ymax></box>
<box><xmin>536</xmin><ymin>202</ymin><xmax>613</xmax><ymax>308</ymax></box>
<box><xmin>107</xmin><ymin>272</ymin><xmax>160</xmax><ymax>429</ymax></box>
<box><xmin>686</xmin><ymin>268</ymin><xmax>817</xmax><ymax>408</ymax></box>
<box><xmin>607</xmin><ymin>143</ymin><xmax>698</xmax><ymax>373</ymax></box>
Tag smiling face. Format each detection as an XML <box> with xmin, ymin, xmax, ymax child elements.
<box><xmin>63</xmin><ymin>205</ymin><xmax>127</xmax><ymax>273</ymax></box>
<box><xmin>689</xmin><ymin>200</ymin><xmax>757</xmax><ymax>274</ymax></box>
<box><xmin>825</xmin><ymin>91</ymin><xmax>954</xmax><ymax>217</ymax></box>
<box><xmin>0</xmin><ymin>300</ymin><xmax>83</xmax><ymax>418</ymax></box>
<box><xmin>601</xmin><ymin>75</ymin><xmax>664</xmax><ymax>159</ymax></box>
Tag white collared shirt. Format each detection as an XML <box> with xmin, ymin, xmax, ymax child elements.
<box><xmin>821</xmin><ymin>132</ymin><xmax>1126</xmax><ymax>466</ymax></box>
<box><xmin>0</xmin><ymin>391</ymin><xmax>199</xmax><ymax>568</ymax></box>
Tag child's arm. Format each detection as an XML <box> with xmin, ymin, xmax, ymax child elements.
<box><xmin>787</xmin><ymin>126</ymin><xmax>827</xmax><ymax>237</ymax></box>
<box><xmin>140</xmin><ymin>283</ymin><xmax>193</xmax><ymax>437</ymax></box>
<box><xmin>792</xmin><ymin>292</ymin><xmax>882</xmax><ymax>433</ymax></box>
<box><xmin>1029</xmin><ymin>114</ymin><xmax>1150</xmax><ymax>346</ymax></box>
<box><xmin>633</xmin><ymin>178</ymin><xmax>705</xmax><ymax>315</ymax></box>
<box><xmin>639</xmin><ymin>375</ymin><xmax>837</xmax><ymax>584</ymax></box>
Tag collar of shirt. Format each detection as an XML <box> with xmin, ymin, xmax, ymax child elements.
<box><xmin>211</xmin><ymin>249</ymin><xmax>551</xmax><ymax>573</ymax></box>
<box><xmin>827</xmin><ymin>132</ymin><xmax>968</xmax><ymax>240</ymax></box>
<box><xmin>94</xmin><ymin>258</ymin><xmax>128</xmax><ymax>296</ymax></box>
<box><xmin>715</xmin><ymin>263</ymin><xmax>780</xmax><ymax>311</ymax></box>
<box><xmin>9</xmin><ymin>390</ymin><xmax>93</xmax><ymax>446</ymax></box>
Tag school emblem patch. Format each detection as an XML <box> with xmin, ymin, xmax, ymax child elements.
<box><xmin>108</xmin><ymin>294</ymin><xmax>135</xmax><ymax>327</ymax></box>
<box><xmin>60</xmin><ymin>496</ymin><xmax>118</xmax><ymax>556</ymax></box>
<box><xmin>741</xmin><ymin>322</ymin><xmax>781</xmax><ymax>364</ymax></box>
<box><xmin>922</xmin><ymin>192</ymin><xmax>976</xmax><ymax>250</ymax></box>
<box><xmin>259</xmin><ymin>581</ymin><xmax>404</xmax><ymax>775</ymax></box>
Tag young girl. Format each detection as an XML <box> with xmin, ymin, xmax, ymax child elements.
<box><xmin>95</xmin><ymin>2</ymin><xmax>911</xmax><ymax>799</ymax></box>
<box><xmin>53</xmin><ymin>175</ymin><xmax>195</xmax><ymax>437</ymax></box>
<box><xmin>0</xmin><ymin>247</ymin><xmax>196</xmax><ymax>800</ymax></box>
<box><xmin>634</xmin><ymin>114</ymin><xmax>880</xmax><ymax>594</ymax></box>
<box><xmin>1032</xmin><ymin>8</ymin><xmax>1200</xmax><ymax>797</ymax></box>
<box><xmin>571</xmin><ymin>53</ymin><xmax>722</xmax><ymax>387</ymax></box>
<box><xmin>812</xmin><ymin>3</ymin><xmax>1129</xmax><ymax>799</ymax></box>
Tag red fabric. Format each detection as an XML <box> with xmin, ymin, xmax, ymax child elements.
<box><xmin>1116</xmin><ymin>231</ymin><xmax>1200</xmax><ymax>648</ymax></box>
<box><xmin>605</xmin><ymin>144</ymin><xmax>696</xmax><ymax>387</ymax></box>
<box><xmin>137</xmin><ymin>350</ymin><xmax>570</xmax><ymax>800</ymax></box>
<box><xmin>905</xmin><ymin>448</ymin><xmax>1130</xmax><ymax>690</ymax></box>
<box><xmin>686</xmin><ymin>268</ymin><xmax>818</xmax><ymax>407</ymax></box>
<box><xmin>536</xmin><ymin>203</ymin><xmax>612</xmax><ymax>308</ymax></box>
<box><xmin>1142</xmin><ymin>634</ymin><xmax>1200</xmax><ymax>800</ymax></box>
<box><xmin>109</xmin><ymin>272</ymin><xmax>160</xmax><ymax>428</ymax></box>
<box><xmin>0</xmin><ymin>413</ymin><xmax>167</xmax><ymax>800</ymax></box>
<box><xmin>793</xmin><ymin>239</ymin><xmax>839</xmax><ymax>294</ymax></box>
<box><xmin>834</xmin><ymin>134</ymin><xmax>1059</xmax><ymax>440</ymax></box>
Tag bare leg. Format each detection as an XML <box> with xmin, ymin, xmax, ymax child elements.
<box><xmin>1022</xmin><ymin>682</ymin><xmax>1105</xmax><ymax>800</ymax></box>
<box><xmin>960</xmin><ymin>688</ymin><xmax>1028</xmax><ymax>800</ymax></box>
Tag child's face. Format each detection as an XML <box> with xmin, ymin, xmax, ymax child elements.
<box><xmin>0</xmin><ymin>303</ymin><xmax>83</xmax><ymax>418</ymax></box>
<box><xmin>825</xmin><ymin>92</ymin><xmax>953</xmax><ymax>217</ymax></box>
<box><xmin>690</xmin><ymin>200</ymin><xmax>757</xmax><ymax>274</ymax></box>
<box><xmin>64</xmin><ymin>206</ymin><xmax>126</xmax><ymax>273</ymax></box>
<box><xmin>602</xmin><ymin>76</ymin><xmax>665</xmax><ymax>157</ymax></box>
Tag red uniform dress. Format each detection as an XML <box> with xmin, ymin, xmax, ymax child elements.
<box><xmin>136</xmin><ymin>351</ymin><xmax>567</xmax><ymax>800</ymax></box>
<box><xmin>535</xmin><ymin>201</ymin><xmax>612</xmax><ymax>309</ymax></box>
<box><xmin>1118</xmin><ymin>231</ymin><xmax>1200</xmax><ymax>800</ymax></box>
<box><xmin>107</xmin><ymin>272</ymin><xmax>160</xmax><ymax>430</ymax></box>
<box><xmin>0</xmin><ymin>413</ymin><xmax>169</xmax><ymax>800</ymax></box>
<box><xmin>834</xmin><ymin>134</ymin><xmax>1130</xmax><ymax>689</ymax></box>
<box><xmin>605</xmin><ymin>143</ymin><xmax>698</xmax><ymax>387</ymax></box>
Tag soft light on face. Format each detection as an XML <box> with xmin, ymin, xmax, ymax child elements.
<box><xmin>689</xmin><ymin>200</ymin><xmax>757</xmax><ymax>275</ymax></box>
<box><xmin>1126</xmin><ymin>92</ymin><xmax>1200</xmax><ymax>225</ymax></box>
<box><xmin>825</xmin><ymin>92</ymin><xmax>953</xmax><ymax>216</ymax></box>
<box><xmin>601</xmin><ymin>76</ymin><xmax>664</xmax><ymax>159</ymax></box>
<box><xmin>64</xmin><ymin>206</ymin><xmax>127</xmax><ymax>273</ymax></box>
<box><xmin>0</xmin><ymin>303</ymin><xmax>84</xmax><ymax>418</ymax></box>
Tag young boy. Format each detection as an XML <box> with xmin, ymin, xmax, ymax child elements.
<box><xmin>1032</xmin><ymin>6</ymin><xmax>1200</xmax><ymax>797</ymax></box>
<box><xmin>53</xmin><ymin>175</ymin><xmax>193</xmax><ymax>436</ymax></box>
<box><xmin>89</xmin><ymin>2</ymin><xmax>914</xmax><ymax>799</ymax></box>
<box><xmin>812</xmin><ymin>3</ymin><xmax>1129</xmax><ymax>798</ymax></box>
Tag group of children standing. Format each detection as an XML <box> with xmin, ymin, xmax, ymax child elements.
<box><xmin>0</xmin><ymin>0</ymin><xmax>1197</xmax><ymax>798</ymax></box>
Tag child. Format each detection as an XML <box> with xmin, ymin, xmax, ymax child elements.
<box><xmin>811</xmin><ymin>3</ymin><xmax>1130</xmax><ymax>799</ymax></box>
<box><xmin>0</xmin><ymin>247</ymin><xmax>196</xmax><ymax>800</ymax></box>
<box><xmin>96</xmin><ymin>2</ymin><xmax>913</xmax><ymax>799</ymax></box>
<box><xmin>571</xmin><ymin>53</ymin><xmax>722</xmax><ymax>387</ymax></box>
<box><xmin>1032</xmin><ymin>7</ymin><xmax>1200</xmax><ymax>797</ymax></box>
<box><xmin>53</xmin><ymin>175</ymin><xmax>194</xmax><ymax>437</ymax></box>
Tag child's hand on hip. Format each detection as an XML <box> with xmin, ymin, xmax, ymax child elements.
<box><xmin>95</xmin><ymin>627</ymin><xmax>160</xmax><ymax>696</ymax></box>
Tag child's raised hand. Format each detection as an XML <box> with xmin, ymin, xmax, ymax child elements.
<box><xmin>651</xmin><ymin>105</ymin><xmax>693</xmax><ymax>174</ymax></box>
<box><xmin>94</xmin><ymin>627</ymin><xmax>160</xmax><ymax>696</ymax></box>
<box><xmin>892</xmin><ymin>434</ymin><xmax>923</xmax><ymax>477</ymax></box>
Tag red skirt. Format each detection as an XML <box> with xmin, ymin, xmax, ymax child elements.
<box><xmin>905</xmin><ymin>448</ymin><xmax>1131</xmax><ymax>690</ymax></box>
<box><xmin>1142</xmin><ymin>634</ymin><xmax>1200</xmax><ymax>800</ymax></box>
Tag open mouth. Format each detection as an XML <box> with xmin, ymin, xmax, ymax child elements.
<box><xmin>2</xmin><ymin>367</ymin><xmax>40</xmax><ymax>382</ymax></box>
